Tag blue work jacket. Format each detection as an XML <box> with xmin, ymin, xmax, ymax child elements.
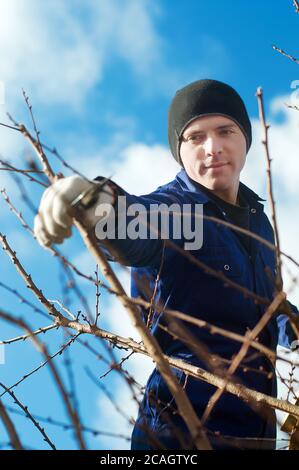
<box><xmin>99</xmin><ymin>169</ymin><xmax>298</xmax><ymax>450</ymax></box>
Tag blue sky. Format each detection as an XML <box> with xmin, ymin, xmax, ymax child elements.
<box><xmin>0</xmin><ymin>0</ymin><xmax>299</xmax><ymax>450</ymax></box>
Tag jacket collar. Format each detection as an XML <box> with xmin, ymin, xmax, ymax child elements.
<box><xmin>175</xmin><ymin>169</ymin><xmax>266</xmax><ymax>207</ymax></box>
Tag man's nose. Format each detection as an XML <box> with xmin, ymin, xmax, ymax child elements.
<box><xmin>204</xmin><ymin>136</ymin><xmax>223</xmax><ymax>155</ymax></box>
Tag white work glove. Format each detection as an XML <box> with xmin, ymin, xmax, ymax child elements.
<box><xmin>34</xmin><ymin>175</ymin><xmax>114</xmax><ymax>247</ymax></box>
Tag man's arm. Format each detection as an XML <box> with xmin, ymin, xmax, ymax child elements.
<box><xmin>34</xmin><ymin>175</ymin><xmax>181</xmax><ymax>269</ymax></box>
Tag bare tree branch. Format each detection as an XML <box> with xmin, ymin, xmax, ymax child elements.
<box><xmin>0</xmin><ymin>398</ymin><xmax>23</xmax><ymax>450</ymax></box>
<box><xmin>272</xmin><ymin>45</ymin><xmax>299</xmax><ymax>64</ymax></box>
<box><xmin>0</xmin><ymin>383</ymin><xmax>56</xmax><ymax>450</ymax></box>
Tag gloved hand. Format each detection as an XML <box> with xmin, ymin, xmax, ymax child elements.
<box><xmin>34</xmin><ymin>175</ymin><xmax>114</xmax><ymax>247</ymax></box>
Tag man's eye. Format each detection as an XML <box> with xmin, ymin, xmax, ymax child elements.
<box><xmin>220</xmin><ymin>129</ymin><xmax>233</xmax><ymax>135</ymax></box>
<box><xmin>188</xmin><ymin>135</ymin><xmax>204</xmax><ymax>142</ymax></box>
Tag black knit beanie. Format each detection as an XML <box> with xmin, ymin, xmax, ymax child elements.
<box><xmin>168</xmin><ymin>79</ymin><xmax>252</xmax><ymax>165</ymax></box>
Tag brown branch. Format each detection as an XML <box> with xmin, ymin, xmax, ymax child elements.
<box><xmin>8</xmin><ymin>170</ymin><xmax>38</xmax><ymax>214</ymax></box>
<box><xmin>0</xmin><ymin>159</ymin><xmax>47</xmax><ymax>187</ymax></box>
<box><xmin>0</xmin><ymin>167</ymin><xmax>44</xmax><ymax>173</ymax></box>
<box><xmin>0</xmin><ymin>333</ymin><xmax>80</xmax><ymax>399</ymax></box>
<box><xmin>0</xmin><ymin>309</ymin><xmax>86</xmax><ymax>449</ymax></box>
<box><xmin>0</xmin><ymin>398</ymin><xmax>23</xmax><ymax>450</ymax></box>
<box><xmin>99</xmin><ymin>350</ymin><xmax>136</xmax><ymax>380</ymax></box>
<box><xmin>257</xmin><ymin>87</ymin><xmax>283</xmax><ymax>289</ymax></box>
<box><xmin>5</xmin><ymin>404</ymin><xmax>131</xmax><ymax>442</ymax></box>
<box><xmin>48</xmin><ymin>299</ymin><xmax>76</xmax><ymax>320</ymax></box>
<box><xmin>272</xmin><ymin>45</ymin><xmax>299</xmax><ymax>64</ymax></box>
<box><xmin>94</xmin><ymin>264</ymin><xmax>101</xmax><ymax>326</ymax></box>
<box><xmin>276</xmin><ymin>367</ymin><xmax>298</xmax><ymax>403</ymax></box>
<box><xmin>257</xmin><ymin>87</ymin><xmax>299</xmax><ymax>341</ymax></box>
<box><xmin>285</xmin><ymin>103</ymin><xmax>299</xmax><ymax>111</ymax></box>
<box><xmin>0</xmin><ymin>121</ymin><xmax>22</xmax><ymax>132</ymax></box>
<box><xmin>7</xmin><ymin>113</ymin><xmax>55</xmax><ymax>181</ymax></box>
<box><xmin>0</xmin><ymin>232</ymin><xmax>64</xmax><ymax>320</ymax></box>
<box><xmin>293</xmin><ymin>0</ymin><xmax>299</xmax><ymax>13</ymax></box>
<box><xmin>0</xmin><ymin>280</ymin><xmax>49</xmax><ymax>319</ymax></box>
<box><xmin>0</xmin><ymin>324</ymin><xmax>57</xmax><ymax>345</ymax></box>
<box><xmin>0</xmin><ymin>383</ymin><xmax>56</xmax><ymax>450</ymax></box>
<box><xmin>0</xmin><ymin>189</ymin><xmax>35</xmax><ymax>235</ymax></box>
<box><xmin>22</xmin><ymin>90</ymin><xmax>45</xmax><ymax>162</ymax></box>
<box><xmin>76</xmin><ymin>337</ymin><xmax>143</xmax><ymax>394</ymax></box>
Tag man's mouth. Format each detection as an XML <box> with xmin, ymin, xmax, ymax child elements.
<box><xmin>204</xmin><ymin>161</ymin><xmax>228</xmax><ymax>169</ymax></box>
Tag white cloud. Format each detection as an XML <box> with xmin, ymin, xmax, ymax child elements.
<box><xmin>0</xmin><ymin>0</ymin><xmax>179</xmax><ymax>110</ymax></box>
<box><xmin>243</xmin><ymin>95</ymin><xmax>299</xmax><ymax>198</ymax></box>
<box><xmin>0</xmin><ymin>1</ymin><xmax>99</xmax><ymax>109</ymax></box>
<box><xmin>110</xmin><ymin>143</ymin><xmax>180</xmax><ymax>194</ymax></box>
<box><xmin>0</xmin><ymin>0</ymin><xmax>229</xmax><ymax>115</ymax></box>
<box><xmin>112</xmin><ymin>0</ymin><xmax>161</xmax><ymax>76</ymax></box>
<box><xmin>70</xmin><ymin>139</ymin><xmax>180</xmax><ymax>194</ymax></box>
<box><xmin>71</xmin><ymin>249</ymin><xmax>98</xmax><ymax>278</ymax></box>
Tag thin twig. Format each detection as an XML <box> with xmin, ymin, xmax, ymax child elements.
<box><xmin>257</xmin><ymin>87</ymin><xmax>283</xmax><ymax>289</ymax></box>
<box><xmin>4</xmin><ymin>405</ymin><xmax>131</xmax><ymax>441</ymax></box>
<box><xmin>0</xmin><ymin>383</ymin><xmax>56</xmax><ymax>450</ymax></box>
<box><xmin>272</xmin><ymin>45</ymin><xmax>299</xmax><ymax>64</ymax></box>
<box><xmin>0</xmin><ymin>280</ymin><xmax>49</xmax><ymax>320</ymax></box>
<box><xmin>0</xmin><ymin>309</ymin><xmax>87</xmax><ymax>449</ymax></box>
<box><xmin>0</xmin><ymin>159</ymin><xmax>47</xmax><ymax>187</ymax></box>
<box><xmin>0</xmin><ymin>398</ymin><xmax>23</xmax><ymax>450</ymax></box>
<box><xmin>0</xmin><ymin>232</ymin><xmax>63</xmax><ymax>319</ymax></box>
<box><xmin>7</xmin><ymin>108</ymin><xmax>55</xmax><ymax>181</ymax></box>
<box><xmin>285</xmin><ymin>103</ymin><xmax>299</xmax><ymax>112</ymax></box>
<box><xmin>0</xmin><ymin>334</ymin><xmax>80</xmax><ymax>399</ymax></box>
<box><xmin>95</xmin><ymin>264</ymin><xmax>101</xmax><ymax>327</ymax></box>
<box><xmin>0</xmin><ymin>324</ymin><xmax>57</xmax><ymax>345</ymax></box>
<box><xmin>0</xmin><ymin>189</ymin><xmax>35</xmax><ymax>235</ymax></box>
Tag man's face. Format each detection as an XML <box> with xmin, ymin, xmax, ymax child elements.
<box><xmin>179</xmin><ymin>115</ymin><xmax>247</xmax><ymax>203</ymax></box>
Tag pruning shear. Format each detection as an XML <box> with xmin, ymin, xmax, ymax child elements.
<box><xmin>70</xmin><ymin>175</ymin><xmax>113</xmax><ymax>210</ymax></box>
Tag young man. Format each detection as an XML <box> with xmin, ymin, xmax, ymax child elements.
<box><xmin>34</xmin><ymin>79</ymin><xmax>298</xmax><ymax>450</ymax></box>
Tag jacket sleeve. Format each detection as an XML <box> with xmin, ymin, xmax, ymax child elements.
<box><xmin>277</xmin><ymin>300</ymin><xmax>299</xmax><ymax>349</ymax></box>
<box><xmin>94</xmin><ymin>178</ymin><xmax>184</xmax><ymax>269</ymax></box>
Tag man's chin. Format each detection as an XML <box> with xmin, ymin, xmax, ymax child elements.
<box><xmin>196</xmin><ymin>177</ymin><xmax>228</xmax><ymax>191</ymax></box>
